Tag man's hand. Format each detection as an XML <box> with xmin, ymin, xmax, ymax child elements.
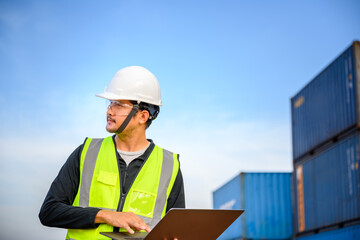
<box><xmin>95</xmin><ymin>210</ymin><xmax>151</xmax><ymax>234</ymax></box>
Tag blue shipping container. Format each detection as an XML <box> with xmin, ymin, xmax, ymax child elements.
<box><xmin>291</xmin><ymin>41</ymin><xmax>360</xmax><ymax>161</ymax></box>
<box><xmin>294</xmin><ymin>132</ymin><xmax>360</xmax><ymax>234</ymax></box>
<box><xmin>213</xmin><ymin>172</ymin><xmax>293</xmax><ymax>240</ymax></box>
<box><xmin>296</xmin><ymin>224</ymin><xmax>360</xmax><ymax>240</ymax></box>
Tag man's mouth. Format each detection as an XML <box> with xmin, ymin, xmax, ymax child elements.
<box><xmin>107</xmin><ymin>116</ymin><xmax>115</xmax><ymax>123</ymax></box>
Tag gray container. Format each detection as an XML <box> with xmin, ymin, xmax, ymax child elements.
<box><xmin>291</xmin><ymin>41</ymin><xmax>360</xmax><ymax>161</ymax></box>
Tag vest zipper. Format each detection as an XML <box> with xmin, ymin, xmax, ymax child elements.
<box><xmin>118</xmin><ymin>166</ymin><xmax>128</xmax><ymax>211</ymax></box>
<box><xmin>117</xmin><ymin>159</ymin><xmax>147</xmax><ymax>212</ymax></box>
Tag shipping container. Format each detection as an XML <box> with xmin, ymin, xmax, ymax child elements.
<box><xmin>294</xmin><ymin>132</ymin><xmax>360</xmax><ymax>235</ymax></box>
<box><xmin>291</xmin><ymin>41</ymin><xmax>360</xmax><ymax>161</ymax></box>
<box><xmin>296</xmin><ymin>224</ymin><xmax>360</xmax><ymax>240</ymax></box>
<box><xmin>213</xmin><ymin>172</ymin><xmax>293</xmax><ymax>240</ymax></box>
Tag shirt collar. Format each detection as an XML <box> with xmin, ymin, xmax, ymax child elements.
<box><xmin>112</xmin><ymin>135</ymin><xmax>155</xmax><ymax>162</ymax></box>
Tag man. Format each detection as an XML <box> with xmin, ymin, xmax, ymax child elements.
<box><xmin>39</xmin><ymin>66</ymin><xmax>185</xmax><ymax>240</ymax></box>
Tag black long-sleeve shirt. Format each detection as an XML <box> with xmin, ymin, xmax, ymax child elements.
<box><xmin>39</xmin><ymin>136</ymin><xmax>185</xmax><ymax>229</ymax></box>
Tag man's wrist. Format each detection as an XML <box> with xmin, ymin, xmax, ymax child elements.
<box><xmin>95</xmin><ymin>210</ymin><xmax>108</xmax><ymax>224</ymax></box>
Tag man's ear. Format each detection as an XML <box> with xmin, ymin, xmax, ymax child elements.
<box><xmin>138</xmin><ymin>110</ymin><xmax>150</xmax><ymax>124</ymax></box>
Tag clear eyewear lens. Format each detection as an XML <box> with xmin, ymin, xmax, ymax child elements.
<box><xmin>108</xmin><ymin>101</ymin><xmax>132</xmax><ymax>109</ymax></box>
<box><xmin>107</xmin><ymin>101</ymin><xmax>133</xmax><ymax>116</ymax></box>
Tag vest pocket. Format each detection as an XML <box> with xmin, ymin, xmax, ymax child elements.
<box><xmin>91</xmin><ymin>171</ymin><xmax>118</xmax><ymax>209</ymax></box>
<box><xmin>127</xmin><ymin>189</ymin><xmax>156</xmax><ymax>218</ymax></box>
<box><xmin>97</xmin><ymin>170</ymin><xmax>117</xmax><ymax>186</ymax></box>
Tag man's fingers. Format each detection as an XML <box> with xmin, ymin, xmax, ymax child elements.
<box><xmin>97</xmin><ymin>210</ymin><xmax>150</xmax><ymax>234</ymax></box>
<box><xmin>144</xmin><ymin>225</ymin><xmax>151</xmax><ymax>232</ymax></box>
<box><xmin>135</xmin><ymin>222</ymin><xmax>151</xmax><ymax>232</ymax></box>
<box><xmin>127</xmin><ymin>213</ymin><xmax>151</xmax><ymax>232</ymax></box>
<box><xmin>123</xmin><ymin>225</ymin><xmax>135</xmax><ymax>234</ymax></box>
<box><xmin>132</xmin><ymin>222</ymin><xmax>144</xmax><ymax>231</ymax></box>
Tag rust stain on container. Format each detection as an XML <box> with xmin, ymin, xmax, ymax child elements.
<box><xmin>294</xmin><ymin>96</ymin><xmax>305</xmax><ymax>108</ymax></box>
<box><xmin>296</xmin><ymin>165</ymin><xmax>305</xmax><ymax>232</ymax></box>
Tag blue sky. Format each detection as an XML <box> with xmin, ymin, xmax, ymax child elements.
<box><xmin>1</xmin><ymin>0</ymin><xmax>360</xmax><ymax>239</ymax></box>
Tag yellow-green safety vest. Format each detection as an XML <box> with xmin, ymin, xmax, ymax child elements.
<box><xmin>66</xmin><ymin>137</ymin><xmax>179</xmax><ymax>240</ymax></box>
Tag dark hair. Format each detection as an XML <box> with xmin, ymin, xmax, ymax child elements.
<box><xmin>131</xmin><ymin>101</ymin><xmax>160</xmax><ymax>129</ymax></box>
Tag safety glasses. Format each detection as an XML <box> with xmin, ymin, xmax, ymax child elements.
<box><xmin>107</xmin><ymin>101</ymin><xmax>133</xmax><ymax>113</ymax></box>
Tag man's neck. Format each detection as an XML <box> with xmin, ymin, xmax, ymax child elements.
<box><xmin>114</xmin><ymin>133</ymin><xmax>149</xmax><ymax>152</ymax></box>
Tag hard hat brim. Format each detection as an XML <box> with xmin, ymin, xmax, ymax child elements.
<box><xmin>95</xmin><ymin>92</ymin><xmax>162</xmax><ymax>106</ymax></box>
<box><xmin>95</xmin><ymin>92</ymin><xmax>123</xmax><ymax>101</ymax></box>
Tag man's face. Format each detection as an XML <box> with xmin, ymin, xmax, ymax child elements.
<box><xmin>106</xmin><ymin>100</ymin><xmax>134</xmax><ymax>133</ymax></box>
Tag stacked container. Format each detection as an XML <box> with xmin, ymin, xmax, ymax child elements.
<box><xmin>291</xmin><ymin>41</ymin><xmax>360</xmax><ymax>239</ymax></box>
<box><xmin>213</xmin><ymin>172</ymin><xmax>293</xmax><ymax>240</ymax></box>
<box><xmin>296</xmin><ymin>224</ymin><xmax>360</xmax><ymax>240</ymax></box>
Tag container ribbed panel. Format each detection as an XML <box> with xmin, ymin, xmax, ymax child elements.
<box><xmin>296</xmin><ymin>224</ymin><xmax>360</xmax><ymax>240</ymax></box>
<box><xmin>291</xmin><ymin>41</ymin><xmax>360</xmax><ymax>161</ymax></box>
<box><xmin>213</xmin><ymin>172</ymin><xmax>293</xmax><ymax>239</ymax></box>
<box><xmin>294</xmin><ymin>132</ymin><xmax>360</xmax><ymax>234</ymax></box>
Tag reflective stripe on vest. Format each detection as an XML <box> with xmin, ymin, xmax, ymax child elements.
<box><xmin>79</xmin><ymin>138</ymin><xmax>105</xmax><ymax>209</ymax></box>
<box><xmin>66</xmin><ymin>137</ymin><xmax>179</xmax><ymax>240</ymax></box>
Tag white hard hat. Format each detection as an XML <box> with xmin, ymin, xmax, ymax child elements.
<box><xmin>96</xmin><ymin>66</ymin><xmax>162</xmax><ymax>106</ymax></box>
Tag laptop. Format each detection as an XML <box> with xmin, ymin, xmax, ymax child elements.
<box><xmin>100</xmin><ymin>208</ymin><xmax>244</xmax><ymax>240</ymax></box>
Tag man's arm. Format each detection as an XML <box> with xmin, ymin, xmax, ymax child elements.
<box><xmin>166</xmin><ymin>168</ymin><xmax>185</xmax><ymax>211</ymax></box>
<box><xmin>39</xmin><ymin>143</ymin><xmax>151</xmax><ymax>232</ymax></box>
<box><xmin>38</xmin><ymin>144</ymin><xmax>101</xmax><ymax>229</ymax></box>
